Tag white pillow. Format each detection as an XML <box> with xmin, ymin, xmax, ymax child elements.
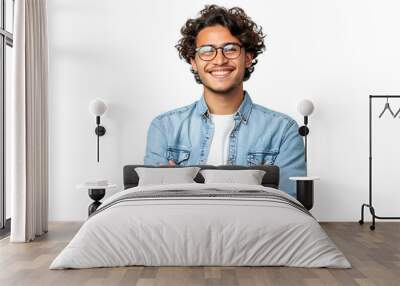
<box><xmin>200</xmin><ymin>169</ymin><xmax>266</xmax><ymax>185</ymax></box>
<box><xmin>135</xmin><ymin>167</ymin><xmax>201</xmax><ymax>186</ymax></box>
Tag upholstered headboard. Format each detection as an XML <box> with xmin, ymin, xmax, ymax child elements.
<box><xmin>123</xmin><ymin>165</ymin><xmax>280</xmax><ymax>189</ymax></box>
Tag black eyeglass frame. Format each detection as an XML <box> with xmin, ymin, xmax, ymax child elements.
<box><xmin>195</xmin><ymin>43</ymin><xmax>243</xmax><ymax>61</ymax></box>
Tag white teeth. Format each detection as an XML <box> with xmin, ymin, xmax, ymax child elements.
<box><xmin>210</xmin><ymin>70</ymin><xmax>232</xmax><ymax>76</ymax></box>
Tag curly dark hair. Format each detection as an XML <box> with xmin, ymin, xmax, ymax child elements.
<box><xmin>175</xmin><ymin>5</ymin><xmax>266</xmax><ymax>84</ymax></box>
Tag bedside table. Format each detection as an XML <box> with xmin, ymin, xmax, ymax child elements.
<box><xmin>289</xmin><ymin>176</ymin><xmax>320</xmax><ymax>210</ymax></box>
<box><xmin>77</xmin><ymin>183</ymin><xmax>117</xmax><ymax>216</ymax></box>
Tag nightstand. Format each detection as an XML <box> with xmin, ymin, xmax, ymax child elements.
<box><xmin>77</xmin><ymin>183</ymin><xmax>117</xmax><ymax>216</ymax></box>
<box><xmin>289</xmin><ymin>176</ymin><xmax>320</xmax><ymax>210</ymax></box>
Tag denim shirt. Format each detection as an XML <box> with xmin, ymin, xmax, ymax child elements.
<box><xmin>144</xmin><ymin>91</ymin><xmax>306</xmax><ymax>197</ymax></box>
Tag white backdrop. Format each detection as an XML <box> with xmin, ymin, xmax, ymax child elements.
<box><xmin>47</xmin><ymin>0</ymin><xmax>400</xmax><ymax>221</ymax></box>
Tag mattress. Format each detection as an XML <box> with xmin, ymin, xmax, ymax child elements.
<box><xmin>50</xmin><ymin>183</ymin><xmax>351</xmax><ymax>269</ymax></box>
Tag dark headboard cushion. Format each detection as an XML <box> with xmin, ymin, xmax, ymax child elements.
<box><xmin>123</xmin><ymin>165</ymin><xmax>280</xmax><ymax>190</ymax></box>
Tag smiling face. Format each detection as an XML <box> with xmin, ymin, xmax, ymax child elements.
<box><xmin>190</xmin><ymin>25</ymin><xmax>253</xmax><ymax>95</ymax></box>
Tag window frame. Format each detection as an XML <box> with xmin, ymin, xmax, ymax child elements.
<box><xmin>0</xmin><ymin>0</ymin><xmax>14</xmax><ymax>233</ymax></box>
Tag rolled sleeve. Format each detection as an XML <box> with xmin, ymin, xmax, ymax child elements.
<box><xmin>143</xmin><ymin>118</ymin><xmax>169</xmax><ymax>165</ymax></box>
<box><xmin>274</xmin><ymin>119</ymin><xmax>307</xmax><ymax>197</ymax></box>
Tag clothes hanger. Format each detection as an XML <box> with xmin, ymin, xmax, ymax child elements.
<box><xmin>393</xmin><ymin>105</ymin><xmax>400</xmax><ymax>118</ymax></box>
<box><xmin>378</xmin><ymin>97</ymin><xmax>395</xmax><ymax>118</ymax></box>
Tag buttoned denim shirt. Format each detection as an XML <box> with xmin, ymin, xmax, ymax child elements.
<box><xmin>144</xmin><ymin>91</ymin><xmax>306</xmax><ymax>197</ymax></box>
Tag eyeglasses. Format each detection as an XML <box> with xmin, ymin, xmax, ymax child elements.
<box><xmin>195</xmin><ymin>43</ymin><xmax>243</xmax><ymax>61</ymax></box>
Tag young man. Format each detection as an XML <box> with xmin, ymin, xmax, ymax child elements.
<box><xmin>144</xmin><ymin>5</ymin><xmax>306</xmax><ymax>197</ymax></box>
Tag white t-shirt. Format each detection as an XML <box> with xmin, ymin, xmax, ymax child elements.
<box><xmin>206</xmin><ymin>113</ymin><xmax>236</xmax><ymax>165</ymax></box>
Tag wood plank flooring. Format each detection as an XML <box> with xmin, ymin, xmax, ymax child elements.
<box><xmin>0</xmin><ymin>222</ymin><xmax>399</xmax><ymax>286</ymax></box>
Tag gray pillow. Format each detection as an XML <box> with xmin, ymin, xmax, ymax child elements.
<box><xmin>135</xmin><ymin>167</ymin><xmax>201</xmax><ymax>186</ymax></box>
<box><xmin>200</xmin><ymin>169</ymin><xmax>266</xmax><ymax>185</ymax></box>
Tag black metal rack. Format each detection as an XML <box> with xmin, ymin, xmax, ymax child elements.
<box><xmin>359</xmin><ymin>95</ymin><xmax>400</xmax><ymax>230</ymax></box>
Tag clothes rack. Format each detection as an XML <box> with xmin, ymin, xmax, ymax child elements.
<box><xmin>359</xmin><ymin>95</ymin><xmax>400</xmax><ymax>230</ymax></box>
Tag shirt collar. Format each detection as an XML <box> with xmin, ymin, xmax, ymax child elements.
<box><xmin>196</xmin><ymin>90</ymin><xmax>253</xmax><ymax>125</ymax></box>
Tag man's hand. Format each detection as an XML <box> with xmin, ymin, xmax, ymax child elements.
<box><xmin>159</xmin><ymin>160</ymin><xmax>176</xmax><ymax>166</ymax></box>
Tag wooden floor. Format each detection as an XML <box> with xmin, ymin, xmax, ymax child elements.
<box><xmin>0</xmin><ymin>222</ymin><xmax>399</xmax><ymax>286</ymax></box>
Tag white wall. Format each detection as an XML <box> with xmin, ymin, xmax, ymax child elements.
<box><xmin>48</xmin><ymin>0</ymin><xmax>400</xmax><ymax>221</ymax></box>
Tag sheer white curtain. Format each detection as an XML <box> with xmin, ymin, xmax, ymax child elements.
<box><xmin>9</xmin><ymin>0</ymin><xmax>48</xmax><ymax>242</ymax></box>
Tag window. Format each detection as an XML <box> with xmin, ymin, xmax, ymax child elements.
<box><xmin>0</xmin><ymin>0</ymin><xmax>14</xmax><ymax>234</ymax></box>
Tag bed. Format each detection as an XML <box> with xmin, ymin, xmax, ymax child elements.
<box><xmin>50</xmin><ymin>165</ymin><xmax>351</xmax><ymax>269</ymax></box>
